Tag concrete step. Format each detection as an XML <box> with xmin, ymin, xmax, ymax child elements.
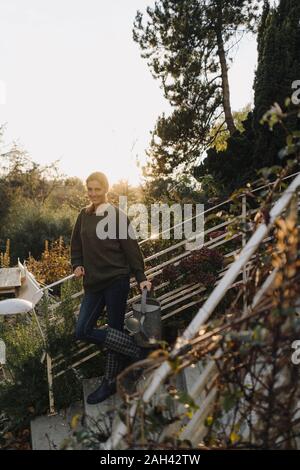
<box><xmin>83</xmin><ymin>377</ymin><xmax>124</xmax><ymax>440</ymax></box>
<box><xmin>30</xmin><ymin>366</ymin><xmax>188</xmax><ymax>451</ymax></box>
<box><xmin>30</xmin><ymin>401</ymin><xmax>84</xmax><ymax>450</ymax></box>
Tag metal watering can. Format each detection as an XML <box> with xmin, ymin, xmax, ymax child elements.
<box><xmin>125</xmin><ymin>287</ymin><xmax>162</xmax><ymax>348</ymax></box>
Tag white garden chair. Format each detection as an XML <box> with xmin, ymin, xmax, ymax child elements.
<box><xmin>0</xmin><ymin>261</ymin><xmax>75</xmax><ymax>414</ymax></box>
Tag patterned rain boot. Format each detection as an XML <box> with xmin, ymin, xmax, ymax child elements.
<box><xmin>103</xmin><ymin>327</ymin><xmax>145</xmax><ymax>359</ymax></box>
<box><xmin>86</xmin><ymin>350</ymin><xmax>121</xmax><ymax>405</ymax></box>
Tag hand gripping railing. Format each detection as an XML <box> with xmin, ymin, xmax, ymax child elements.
<box><xmin>104</xmin><ymin>171</ymin><xmax>300</xmax><ymax>450</ymax></box>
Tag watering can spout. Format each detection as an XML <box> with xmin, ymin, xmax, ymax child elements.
<box><xmin>125</xmin><ymin>287</ymin><xmax>162</xmax><ymax>348</ymax></box>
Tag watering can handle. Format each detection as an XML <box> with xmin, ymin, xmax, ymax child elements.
<box><xmin>141</xmin><ymin>286</ymin><xmax>148</xmax><ymax>315</ymax></box>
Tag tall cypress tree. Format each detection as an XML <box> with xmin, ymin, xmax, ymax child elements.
<box><xmin>253</xmin><ymin>0</ymin><xmax>300</xmax><ymax>168</ymax></box>
<box><xmin>196</xmin><ymin>0</ymin><xmax>300</xmax><ymax>194</ymax></box>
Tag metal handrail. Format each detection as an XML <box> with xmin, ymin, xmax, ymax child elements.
<box><xmin>35</xmin><ymin>171</ymin><xmax>300</xmax><ymax>413</ymax></box>
<box><xmin>51</xmin><ymin>252</ymin><xmax>261</xmax><ymax>376</ymax></box>
<box><xmin>105</xmin><ymin>171</ymin><xmax>300</xmax><ymax>450</ymax></box>
<box><xmin>50</xmin><ymin>225</ymin><xmax>278</xmax><ymax>376</ymax></box>
<box><xmin>138</xmin><ymin>170</ymin><xmax>300</xmax><ymax>245</ymax></box>
<box><xmin>46</xmin><ymin>173</ymin><xmax>299</xmax><ymax>312</ymax></box>
<box><xmin>49</xmin><ymin>223</ymin><xmax>275</xmax><ymax>372</ymax></box>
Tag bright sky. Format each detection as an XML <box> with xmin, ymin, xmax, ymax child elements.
<box><xmin>0</xmin><ymin>0</ymin><xmax>257</xmax><ymax>186</ymax></box>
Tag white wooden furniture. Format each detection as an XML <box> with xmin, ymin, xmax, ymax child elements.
<box><xmin>0</xmin><ymin>262</ymin><xmax>75</xmax><ymax>414</ymax></box>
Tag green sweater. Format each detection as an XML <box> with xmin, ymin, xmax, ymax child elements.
<box><xmin>70</xmin><ymin>204</ymin><xmax>147</xmax><ymax>292</ymax></box>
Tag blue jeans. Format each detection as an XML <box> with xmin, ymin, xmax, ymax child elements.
<box><xmin>75</xmin><ymin>275</ymin><xmax>130</xmax><ymax>345</ymax></box>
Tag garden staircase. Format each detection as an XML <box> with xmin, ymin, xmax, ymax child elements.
<box><xmin>30</xmin><ymin>171</ymin><xmax>300</xmax><ymax>449</ymax></box>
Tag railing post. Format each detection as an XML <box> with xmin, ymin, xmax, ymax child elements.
<box><xmin>33</xmin><ymin>274</ymin><xmax>76</xmax><ymax>415</ymax></box>
<box><xmin>242</xmin><ymin>195</ymin><xmax>247</xmax><ymax>315</ymax></box>
<box><xmin>46</xmin><ymin>352</ymin><xmax>56</xmax><ymax>415</ymax></box>
<box><xmin>106</xmin><ymin>173</ymin><xmax>300</xmax><ymax>449</ymax></box>
<box><xmin>33</xmin><ymin>290</ymin><xmax>57</xmax><ymax>416</ymax></box>
<box><xmin>44</xmin><ymin>288</ymin><xmax>56</xmax><ymax>415</ymax></box>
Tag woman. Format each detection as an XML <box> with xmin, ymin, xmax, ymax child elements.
<box><xmin>70</xmin><ymin>171</ymin><xmax>151</xmax><ymax>404</ymax></box>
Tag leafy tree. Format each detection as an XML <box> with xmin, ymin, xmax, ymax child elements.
<box><xmin>1</xmin><ymin>201</ymin><xmax>74</xmax><ymax>264</ymax></box>
<box><xmin>0</xmin><ymin>145</ymin><xmax>61</xmax><ymax>204</ymax></box>
<box><xmin>108</xmin><ymin>179</ymin><xmax>143</xmax><ymax>207</ymax></box>
<box><xmin>209</xmin><ymin>104</ymin><xmax>251</xmax><ymax>152</ymax></box>
<box><xmin>195</xmin><ymin>111</ymin><xmax>256</xmax><ymax>195</ymax></box>
<box><xmin>141</xmin><ymin>172</ymin><xmax>206</xmax><ymax>205</ymax></box>
<box><xmin>0</xmin><ymin>136</ymin><xmax>87</xmax><ymax>263</ymax></box>
<box><xmin>47</xmin><ymin>177</ymin><xmax>87</xmax><ymax>212</ymax></box>
<box><xmin>133</xmin><ymin>0</ymin><xmax>261</xmax><ymax>177</ymax></box>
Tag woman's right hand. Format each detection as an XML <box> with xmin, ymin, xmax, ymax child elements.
<box><xmin>74</xmin><ymin>266</ymin><xmax>85</xmax><ymax>278</ymax></box>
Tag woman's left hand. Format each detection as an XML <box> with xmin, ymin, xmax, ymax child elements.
<box><xmin>140</xmin><ymin>280</ymin><xmax>152</xmax><ymax>291</ymax></box>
